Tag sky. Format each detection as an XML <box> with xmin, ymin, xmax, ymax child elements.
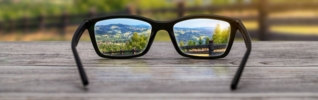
<box><xmin>174</xmin><ymin>19</ymin><xmax>230</xmax><ymax>29</ymax></box>
<box><xmin>95</xmin><ymin>18</ymin><xmax>151</xmax><ymax>26</ymax></box>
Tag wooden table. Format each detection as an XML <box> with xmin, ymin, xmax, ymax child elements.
<box><xmin>0</xmin><ymin>41</ymin><xmax>318</xmax><ymax>100</ymax></box>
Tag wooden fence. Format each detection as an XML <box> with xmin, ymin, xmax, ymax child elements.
<box><xmin>103</xmin><ymin>49</ymin><xmax>142</xmax><ymax>55</ymax></box>
<box><xmin>1</xmin><ymin>0</ymin><xmax>318</xmax><ymax>40</ymax></box>
<box><xmin>180</xmin><ymin>41</ymin><xmax>227</xmax><ymax>56</ymax></box>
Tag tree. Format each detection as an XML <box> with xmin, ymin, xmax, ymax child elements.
<box><xmin>220</xmin><ymin>27</ymin><xmax>230</xmax><ymax>43</ymax></box>
<box><xmin>179</xmin><ymin>41</ymin><xmax>185</xmax><ymax>46</ymax></box>
<box><xmin>139</xmin><ymin>34</ymin><xmax>148</xmax><ymax>48</ymax></box>
<box><xmin>187</xmin><ymin>40</ymin><xmax>192</xmax><ymax>46</ymax></box>
<box><xmin>198</xmin><ymin>37</ymin><xmax>203</xmax><ymax>45</ymax></box>
<box><xmin>205</xmin><ymin>37</ymin><xmax>210</xmax><ymax>45</ymax></box>
<box><xmin>211</xmin><ymin>0</ymin><xmax>235</xmax><ymax>5</ymax></box>
<box><xmin>131</xmin><ymin>32</ymin><xmax>140</xmax><ymax>42</ymax></box>
<box><xmin>212</xmin><ymin>23</ymin><xmax>221</xmax><ymax>43</ymax></box>
<box><xmin>212</xmin><ymin>23</ymin><xmax>230</xmax><ymax>44</ymax></box>
<box><xmin>125</xmin><ymin>32</ymin><xmax>149</xmax><ymax>51</ymax></box>
<box><xmin>187</xmin><ymin>40</ymin><xmax>195</xmax><ymax>46</ymax></box>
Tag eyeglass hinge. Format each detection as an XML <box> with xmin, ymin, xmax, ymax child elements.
<box><xmin>235</xmin><ymin>20</ymin><xmax>240</xmax><ymax>28</ymax></box>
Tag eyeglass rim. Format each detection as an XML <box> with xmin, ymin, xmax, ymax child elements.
<box><xmin>86</xmin><ymin>14</ymin><xmax>240</xmax><ymax>59</ymax></box>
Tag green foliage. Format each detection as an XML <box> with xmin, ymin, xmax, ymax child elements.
<box><xmin>131</xmin><ymin>0</ymin><xmax>170</xmax><ymax>9</ymax></box>
<box><xmin>187</xmin><ymin>40</ymin><xmax>192</xmax><ymax>46</ymax></box>
<box><xmin>187</xmin><ymin>40</ymin><xmax>196</xmax><ymax>46</ymax></box>
<box><xmin>0</xmin><ymin>0</ymin><xmax>171</xmax><ymax>20</ymax></box>
<box><xmin>179</xmin><ymin>41</ymin><xmax>185</xmax><ymax>47</ymax></box>
<box><xmin>212</xmin><ymin>23</ymin><xmax>230</xmax><ymax>44</ymax></box>
<box><xmin>205</xmin><ymin>37</ymin><xmax>210</xmax><ymax>45</ymax></box>
<box><xmin>131</xmin><ymin>32</ymin><xmax>140</xmax><ymax>42</ymax></box>
<box><xmin>127</xmin><ymin>32</ymin><xmax>148</xmax><ymax>50</ymax></box>
<box><xmin>77</xmin><ymin>0</ymin><xmax>130</xmax><ymax>12</ymax></box>
<box><xmin>198</xmin><ymin>37</ymin><xmax>203</xmax><ymax>45</ymax></box>
<box><xmin>98</xmin><ymin>32</ymin><xmax>148</xmax><ymax>53</ymax></box>
<box><xmin>0</xmin><ymin>0</ymin><xmax>74</xmax><ymax>20</ymax></box>
<box><xmin>1</xmin><ymin>0</ymin><xmax>315</xmax><ymax>21</ymax></box>
<box><xmin>211</xmin><ymin>0</ymin><xmax>234</xmax><ymax>5</ymax></box>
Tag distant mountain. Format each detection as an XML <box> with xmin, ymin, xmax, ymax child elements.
<box><xmin>133</xmin><ymin>24</ymin><xmax>151</xmax><ymax>28</ymax></box>
<box><xmin>95</xmin><ymin>24</ymin><xmax>151</xmax><ymax>39</ymax></box>
<box><xmin>173</xmin><ymin>27</ymin><xmax>215</xmax><ymax>42</ymax></box>
<box><xmin>95</xmin><ymin>23</ymin><xmax>215</xmax><ymax>43</ymax></box>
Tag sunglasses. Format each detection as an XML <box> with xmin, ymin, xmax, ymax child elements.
<box><xmin>71</xmin><ymin>14</ymin><xmax>252</xmax><ymax>90</ymax></box>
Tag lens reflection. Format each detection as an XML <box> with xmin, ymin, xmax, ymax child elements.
<box><xmin>94</xmin><ymin>18</ymin><xmax>152</xmax><ymax>56</ymax></box>
<box><xmin>173</xmin><ymin>19</ymin><xmax>231</xmax><ymax>57</ymax></box>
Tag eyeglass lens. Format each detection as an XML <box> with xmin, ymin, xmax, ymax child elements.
<box><xmin>94</xmin><ymin>18</ymin><xmax>231</xmax><ymax>57</ymax></box>
<box><xmin>173</xmin><ymin>19</ymin><xmax>231</xmax><ymax>57</ymax></box>
<box><xmin>94</xmin><ymin>18</ymin><xmax>152</xmax><ymax>56</ymax></box>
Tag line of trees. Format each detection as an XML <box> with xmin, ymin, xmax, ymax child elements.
<box><xmin>0</xmin><ymin>0</ymin><xmax>170</xmax><ymax>21</ymax></box>
<box><xmin>212</xmin><ymin>23</ymin><xmax>230</xmax><ymax>44</ymax></box>
<box><xmin>0</xmin><ymin>0</ymin><xmax>267</xmax><ymax>21</ymax></box>
<box><xmin>97</xmin><ymin>32</ymin><xmax>148</xmax><ymax>53</ymax></box>
<box><xmin>179</xmin><ymin>23</ymin><xmax>230</xmax><ymax>47</ymax></box>
<box><xmin>179</xmin><ymin>37</ymin><xmax>210</xmax><ymax>47</ymax></box>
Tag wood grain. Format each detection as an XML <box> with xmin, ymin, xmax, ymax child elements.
<box><xmin>0</xmin><ymin>41</ymin><xmax>318</xmax><ymax>100</ymax></box>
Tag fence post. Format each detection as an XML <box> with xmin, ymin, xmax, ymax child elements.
<box><xmin>39</xmin><ymin>14</ymin><xmax>45</xmax><ymax>31</ymax></box>
<box><xmin>208</xmin><ymin>40</ymin><xmax>214</xmax><ymax>56</ymax></box>
<box><xmin>88</xmin><ymin>8</ymin><xmax>96</xmax><ymax>18</ymax></box>
<box><xmin>132</xmin><ymin>49</ymin><xmax>135</xmax><ymax>54</ymax></box>
<box><xmin>8</xmin><ymin>19</ymin><xmax>15</xmax><ymax>33</ymax></box>
<box><xmin>126</xmin><ymin>5</ymin><xmax>136</xmax><ymax>15</ymax></box>
<box><xmin>177</xmin><ymin>1</ymin><xmax>185</xmax><ymax>17</ymax></box>
<box><xmin>186</xmin><ymin>46</ymin><xmax>189</xmax><ymax>52</ymax></box>
<box><xmin>23</xmin><ymin>16</ymin><xmax>29</xmax><ymax>33</ymax></box>
<box><xmin>258</xmin><ymin>0</ymin><xmax>269</xmax><ymax>40</ymax></box>
<box><xmin>0</xmin><ymin>21</ymin><xmax>2</xmax><ymax>33</ymax></box>
<box><xmin>60</xmin><ymin>12</ymin><xmax>68</xmax><ymax>37</ymax></box>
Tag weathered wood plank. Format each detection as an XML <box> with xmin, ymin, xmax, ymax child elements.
<box><xmin>0</xmin><ymin>42</ymin><xmax>318</xmax><ymax>99</ymax></box>
<box><xmin>1</xmin><ymin>66</ymin><xmax>318</xmax><ymax>93</ymax></box>
<box><xmin>1</xmin><ymin>93</ymin><xmax>318</xmax><ymax>100</ymax></box>
<box><xmin>1</xmin><ymin>66</ymin><xmax>318</xmax><ymax>99</ymax></box>
<box><xmin>0</xmin><ymin>41</ymin><xmax>317</xmax><ymax>67</ymax></box>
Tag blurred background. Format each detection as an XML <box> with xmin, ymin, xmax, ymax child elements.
<box><xmin>0</xmin><ymin>0</ymin><xmax>318</xmax><ymax>41</ymax></box>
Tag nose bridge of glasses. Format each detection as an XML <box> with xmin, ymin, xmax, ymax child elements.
<box><xmin>151</xmin><ymin>21</ymin><xmax>174</xmax><ymax>40</ymax></box>
<box><xmin>149</xmin><ymin>21</ymin><xmax>175</xmax><ymax>42</ymax></box>
<box><xmin>154</xmin><ymin>21</ymin><xmax>172</xmax><ymax>31</ymax></box>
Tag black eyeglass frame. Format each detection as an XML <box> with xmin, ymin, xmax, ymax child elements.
<box><xmin>71</xmin><ymin>14</ymin><xmax>252</xmax><ymax>90</ymax></box>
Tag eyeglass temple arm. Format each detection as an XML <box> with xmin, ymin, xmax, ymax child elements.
<box><xmin>71</xmin><ymin>20</ymin><xmax>89</xmax><ymax>86</ymax></box>
<box><xmin>230</xmin><ymin>20</ymin><xmax>252</xmax><ymax>90</ymax></box>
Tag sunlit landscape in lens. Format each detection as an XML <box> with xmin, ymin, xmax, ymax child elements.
<box><xmin>94</xmin><ymin>18</ymin><xmax>151</xmax><ymax>56</ymax></box>
<box><xmin>173</xmin><ymin>19</ymin><xmax>230</xmax><ymax>57</ymax></box>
